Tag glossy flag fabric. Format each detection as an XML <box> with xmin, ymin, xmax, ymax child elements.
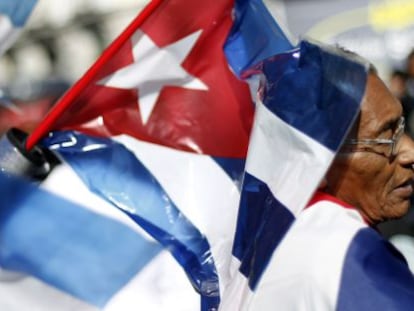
<box><xmin>0</xmin><ymin>0</ymin><xmax>37</xmax><ymax>55</ymax></box>
<box><xmin>219</xmin><ymin>40</ymin><xmax>370</xmax><ymax>310</ymax></box>
<box><xmin>0</xmin><ymin>0</ymin><xmax>293</xmax><ymax>310</ymax></box>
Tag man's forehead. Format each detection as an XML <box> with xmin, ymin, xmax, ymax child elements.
<box><xmin>359</xmin><ymin>73</ymin><xmax>402</xmax><ymax>133</ymax></box>
<box><xmin>365</xmin><ymin>74</ymin><xmax>401</xmax><ymax>112</ymax></box>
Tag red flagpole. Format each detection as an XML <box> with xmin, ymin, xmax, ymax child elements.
<box><xmin>25</xmin><ymin>0</ymin><xmax>164</xmax><ymax>150</ymax></box>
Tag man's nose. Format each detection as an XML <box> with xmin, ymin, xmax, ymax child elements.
<box><xmin>398</xmin><ymin>134</ymin><xmax>414</xmax><ymax>167</ymax></box>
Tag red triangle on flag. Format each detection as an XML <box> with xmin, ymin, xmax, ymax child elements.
<box><xmin>28</xmin><ymin>0</ymin><xmax>254</xmax><ymax>158</ymax></box>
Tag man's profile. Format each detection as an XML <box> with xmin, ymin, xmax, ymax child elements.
<box><xmin>326</xmin><ymin>71</ymin><xmax>414</xmax><ymax>225</ymax></box>
<box><xmin>247</xmin><ymin>44</ymin><xmax>414</xmax><ymax>311</ymax></box>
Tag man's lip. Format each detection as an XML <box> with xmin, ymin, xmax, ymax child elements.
<box><xmin>394</xmin><ymin>180</ymin><xmax>414</xmax><ymax>197</ymax></box>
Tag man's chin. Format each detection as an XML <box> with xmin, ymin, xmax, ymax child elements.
<box><xmin>385</xmin><ymin>199</ymin><xmax>411</xmax><ymax>221</ymax></box>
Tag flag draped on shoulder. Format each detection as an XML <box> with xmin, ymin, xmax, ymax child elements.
<box><xmin>219</xmin><ymin>40</ymin><xmax>370</xmax><ymax>310</ymax></box>
<box><xmin>0</xmin><ymin>0</ymin><xmax>292</xmax><ymax>310</ymax></box>
<box><xmin>0</xmin><ymin>0</ymin><xmax>37</xmax><ymax>55</ymax></box>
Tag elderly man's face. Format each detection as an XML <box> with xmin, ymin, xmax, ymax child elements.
<box><xmin>326</xmin><ymin>73</ymin><xmax>414</xmax><ymax>225</ymax></box>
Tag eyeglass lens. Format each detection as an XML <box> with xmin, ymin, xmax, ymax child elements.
<box><xmin>392</xmin><ymin>117</ymin><xmax>405</xmax><ymax>156</ymax></box>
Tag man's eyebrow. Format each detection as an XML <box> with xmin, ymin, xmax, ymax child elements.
<box><xmin>377</xmin><ymin>117</ymin><xmax>400</xmax><ymax>134</ymax></box>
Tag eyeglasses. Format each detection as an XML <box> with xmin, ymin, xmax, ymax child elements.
<box><xmin>343</xmin><ymin>116</ymin><xmax>405</xmax><ymax>158</ymax></box>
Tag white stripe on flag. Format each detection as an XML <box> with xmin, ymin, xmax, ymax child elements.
<box><xmin>104</xmin><ymin>250</ymin><xmax>199</xmax><ymax>311</ymax></box>
<box><xmin>218</xmin><ymin>258</ymin><xmax>254</xmax><ymax>311</ymax></box>
<box><xmin>246</xmin><ymin>100</ymin><xmax>335</xmax><ymax>214</ymax></box>
<box><xmin>248</xmin><ymin>201</ymin><xmax>365</xmax><ymax>310</ymax></box>
<box><xmin>113</xmin><ymin>135</ymin><xmax>242</xmax><ymax>291</ymax></box>
<box><xmin>41</xmin><ymin>163</ymin><xmax>200</xmax><ymax>310</ymax></box>
<box><xmin>0</xmin><ymin>271</ymin><xmax>98</xmax><ymax>311</ymax></box>
<box><xmin>41</xmin><ymin>163</ymin><xmax>156</xmax><ymax>242</ymax></box>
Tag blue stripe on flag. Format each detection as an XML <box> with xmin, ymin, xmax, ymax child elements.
<box><xmin>0</xmin><ymin>0</ymin><xmax>37</xmax><ymax>27</ymax></box>
<box><xmin>255</xmin><ymin>40</ymin><xmax>367</xmax><ymax>151</ymax></box>
<box><xmin>337</xmin><ymin>228</ymin><xmax>414</xmax><ymax>310</ymax></box>
<box><xmin>0</xmin><ymin>172</ymin><xmax>162</xmax><ymax>307</ymax></box>
<box><xmin>232</xmin><ymin>173</ymin><xmax>294</xmax><ymax>289</ymax></box>
<box><xmin>44</xmin><ymin>131</ymin><xmax>220</xmax><ymax>310</ymax></box>
<box><xmin>213</xmin><ymin>157</ymin><xmax>245</xmax><ymax>191</ymax></box>
<box><xmin>225</xmin><ymin>0</ymin><xmax>293</xmax><ymax>76</ymax></box>
<box><xmin>230</xmin><ymin>39</ymin><xmax>370</xmax><ymax>294</ymax></box>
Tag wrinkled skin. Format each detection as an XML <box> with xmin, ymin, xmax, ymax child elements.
<box><xmin>325</xmin><ymin>73</ymin><xmax>414</xmax><ymax>225</ymax></box>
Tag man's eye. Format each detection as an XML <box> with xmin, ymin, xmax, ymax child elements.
<box><xmin>377</xmin><ymin>128</ymin><xmax>393</xmax><ymax>140</ymax></box>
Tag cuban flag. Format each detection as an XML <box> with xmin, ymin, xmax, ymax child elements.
<box><xmin>0</xmin><ymin>0</ymin><xmax>37</xmax><ymax>56</ymax></box>
<box><xmin>0</xmin><ymin>0</ymin><xmax>293</xmax><ymax>310</ymax></box>
<box><xmin>221</xmin><ymin>40</ymin><xmax>414</xmax><ymax>310</ymax></box>
<box><xmin>219</xmin><ymin>41</ymin><xmax>371</xmax><ymax>310</ymax></box>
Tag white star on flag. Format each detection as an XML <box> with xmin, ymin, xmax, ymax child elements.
<box><xmin>98</xmin><ymin>29</ymin><xmax>208</xmax><ymax>124</ymax></box>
